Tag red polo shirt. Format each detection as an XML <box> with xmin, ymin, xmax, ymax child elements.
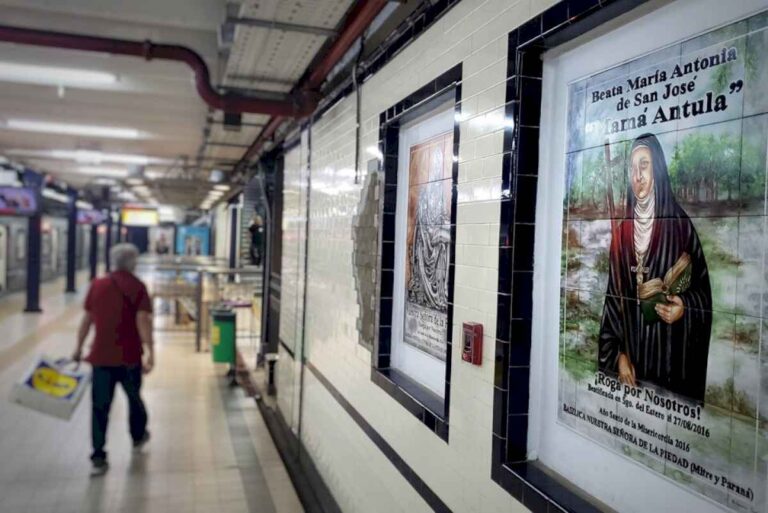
<box><xmin>84</xmin><ymin>271</ymin><xmax>152</xmax><ymax>367</ymax></box>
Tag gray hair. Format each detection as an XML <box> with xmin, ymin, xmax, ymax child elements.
<box><xmin>110</xmin><ymin>243</ymin><xmax>139</xmax><ymax>272</ymax></box>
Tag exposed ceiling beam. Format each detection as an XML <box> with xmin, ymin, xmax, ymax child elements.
<box><xmin>208</xmin><ymin>118</ymin><xmax>265</xmax><ymax>128</ymax></box>
<box><xmin>236</xmin><ymin>0</ymin><xmax>390</xmax><ymax>167</ymax></box>
<box><xmin>205</xmin><ymin>141</ymin><xmax>250</xmax><ymax>149</ymax></box>
<box><xmin>226</xmin><ymin>74</ymin><xmax>296</xmax><ymax>87</ymax></box>
<box><xmin>226</xmin><ymin>16</ymin><xmax>337</xmax><ymax>38</ymax></box>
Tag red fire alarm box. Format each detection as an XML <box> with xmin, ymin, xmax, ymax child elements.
<box><xmin>462</xmin><ymin>322</ymin><xmax>483</xmax><ymax>365</ymax></box>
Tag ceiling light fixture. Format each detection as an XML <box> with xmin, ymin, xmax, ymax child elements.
<box><xmin>42</xmin><ymin>188</ymin><xmax>69</xmax><ymax>203</ymax></box>
<box><xmin>4</xmin><ymin>119</ymin><xmax>143</xmax><ymax>139</ymax></box>
<box><xmin>76</xmin><ymin>166</ymin><xmax>129</xmax><ymax>178</ymax></box>
<box><xmin>0</xmin><ymin>62</ymin><xmax>117</xmax><ymax>88</ymax></box>
<box><xmin>213</xmin><ymin>184</ymin><xmax>230</xmax><ymax>191</ymax></box>
<box><xmin>5</xmin><ymin>149</ymin><xmax>169</xmax><ymax>166</ymax></box>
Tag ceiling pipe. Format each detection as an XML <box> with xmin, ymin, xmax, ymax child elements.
<box><xmin>237</xmin><ymin>0</ymin><xmax>389</xmax><ymax>166</ymax></box>
<box><xmin>0</xmin><ymin>24</ymin><xmax>314</xmax><ymax>117</ymax></box>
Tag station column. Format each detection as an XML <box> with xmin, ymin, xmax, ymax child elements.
<box><xmin>23</xmin><ymin>170</ymin><xmax>43</xmax><ymax>313</ymax></box>
<box><xmin>89</xmin><ymin>223</ymin><xmax>98</xmax><ymax>280</ymax></box>
<box><xmin>65</xmin><ymin>189</ymin><xmax>77</xmax><ymax>293</ymax></box>
<box><xmin>104</xmin><ymin>208</ymin><xmax>113</xmax><ymax>272</ymax></box>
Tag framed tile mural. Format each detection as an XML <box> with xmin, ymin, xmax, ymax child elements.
<box><xmin>373</xmin><ymin>64</ymin><xmax>462</xmax><ymax>442</ymax></box>
<box><xmin>554</xmin><ymin>8</ymin><xmax>768</xmax><ymax>512</ymax></box>
<box><xmin>402</xmin><ymin>132</ymin><xmax>453</xmax><ymax>361</ymax></box>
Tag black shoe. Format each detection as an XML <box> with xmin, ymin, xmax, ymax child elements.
<box><xmin>90</xmin><ymin>457</ymin><xmax>109</xmax><ymax>477</ymax></box>
<box><xmin>133</xmin><ymin>431</ymin><xmax>150</xmax><ymax>452</ymax></box>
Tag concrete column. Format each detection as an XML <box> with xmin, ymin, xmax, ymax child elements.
<box><xmin>65</xmin><ymin>190</ymin><xmax>77</xmax><ymax>293</ymax></box>
<box><xmin>89</xmin><ymin>223</ymin><xmax>98</xmax><ymax>280</ymax></box>
<box><xmin>23</xmin><ymin>170</ymin><xmax>44</xmax><ymax>313</ymax></box>
<box><xmin>228</xmin><ymin>205</ymin><xmax>238</xmax><ymax>270</ymax></box>
<box><xmin>105</xmin><ymin>209</ymin><xmax>113</xmax><ymax>272</ymax></box>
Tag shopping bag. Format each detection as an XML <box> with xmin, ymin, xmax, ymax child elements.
<box><xmin>9</xmin><ymin>356</ymin><xmax>91</xmax><ymax>420</ymax></box>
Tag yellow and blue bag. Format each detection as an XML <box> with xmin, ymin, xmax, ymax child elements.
<box><xmin>9</xmin><ymin>356</ymin><xmax>90</xmax><ymax>420</ymax></box>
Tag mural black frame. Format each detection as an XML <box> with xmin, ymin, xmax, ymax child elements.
<box><xmin>491</xmin><ymin>0</ymin><xmax>650</xmax><ymax>512</ymax></box>
<box><xmin>373</xmin><ymin>63</ymin><xmax>463</xmax><ymax>443</ymax></box>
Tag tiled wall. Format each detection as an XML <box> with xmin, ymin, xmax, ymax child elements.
<box><xmin>276</xmin><ymin>0</ymin><xmax>561</xmax><ymax>511</ymax></box>
<box><xmin>277</xmin><ymin>134</ymin><xmax>310</xmax><ymax>433</ymax></box>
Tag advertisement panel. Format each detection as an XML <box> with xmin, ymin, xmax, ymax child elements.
<box><xmin>175</xmin><ymin>225</ymin><xmax>209</xmax><ymax>256</ymax></box>
<box><xmin>0</xmin><ymin>187</ymin><xmax>37</xmax><ymax>216</ymax></box>
<box><xmin>77</xmin><ymin>210</ymin><xmax>106</xmax><ymax>224</ymax></box>
<box><xmin>148</xmin><ymin>226</ymin><xmax>173</xmax><ymax>255</ymax></box>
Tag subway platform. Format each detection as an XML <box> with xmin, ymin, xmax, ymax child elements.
<box><xmin>0</xmin><ymin>272</ymin><xmax>303</xmax><ymax>513</ymax></box>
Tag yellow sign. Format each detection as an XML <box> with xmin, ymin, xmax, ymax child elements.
<box><xmin>211</xmin><ymin>325</ymin><xmax>221</xmax><ymax>346</ymax></box>
<box><xmin>31</xmin><ymin>367</ymin><xmax>78</xmax><ymax>398</ymax></box>
<box><xmin>121</xmin><ymin>207</ymin><xmax>159</xmax><ymax>227</ymax></box>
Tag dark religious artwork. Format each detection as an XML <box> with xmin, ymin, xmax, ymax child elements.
<box><xmin>598</xmin><ymin>134</ymin><xmax>712</xmax><ymax>401</ymax></box>
<box><xmin>403</xmin><ymin>132</ymin><xmax>453</xmax><ymax>360</ymax></box>
<box><xmin>558</xmin><ymin>11</ymin><xmax>768</xmax><ymax>512</ymax></box>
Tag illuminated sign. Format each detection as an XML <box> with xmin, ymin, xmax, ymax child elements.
<box><xmin>121</xmin><ymin>207</ymin><xmax>159</xmax><ymax>227</ymax></box>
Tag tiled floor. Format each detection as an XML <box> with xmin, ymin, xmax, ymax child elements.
<box><xmin>0</xmin><ymin>272</ymin><xmax>304</xmax><ymax>513</ymax></box>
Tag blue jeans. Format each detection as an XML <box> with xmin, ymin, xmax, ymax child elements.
<box><xmin>91</xmin><ymin>366</ymin><xmax>148</xmax><ymax>461</ymax></box>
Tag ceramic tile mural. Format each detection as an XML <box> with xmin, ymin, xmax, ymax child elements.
<box><xmin>558</xmin><ymin>11</ymin><xmax>768</xmax><ymax>512</ymax></box>
<box><xmin>403</xmin><ymin>132</ymin><xmax>453</xmax><ymax>360</ymax></box>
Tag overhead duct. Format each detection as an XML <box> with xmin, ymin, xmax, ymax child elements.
<box><xmin>0</xmin><ymin>24</ymin><xmax>315</xmax><ymax>117</ymax></box>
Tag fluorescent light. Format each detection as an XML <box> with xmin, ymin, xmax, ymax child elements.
<box><xmin>4</xmin><ymin>149</ymin><xmax>166</xmax><ymax>165</ymax></box>
<box><xmin>4</xmin><ymin>119</ymin><xmax>143</xmax><ymax>139</ymax></box>
<box><xmin>0</xmin><ymin>62</ymin><xmax>116</xmax><ymax>88</ymax></box>
<box><xmin>58</xmin><ymin>150</ymin><xmax>147</xmax><ymax>164</ymax></box>
<box><xmin>42</xmin><ymin>188</ymin><xmax>69</xmax><ymax>203</ymax></box>
<box><xmin>93</xmin><ymin>177</ymin><xmax>117</xmax><ymax>185</ymax></box>
<box><xmin>125</xmin><ymin>178</ymin><xmax>144</xmax><ymax>185</ymax></box>
<box><xmin>213</xmin><ymin>184</ymin><xmax>230</xmax><ymax>191</ymax></box>
<box><xmin>144</xmin><ymin>170</ymin><xmax>164</xmax><ymax>180</ymax></box>
<box><xmin>365</xmin><ymin>146</ymin><xmax>383</xmax><ymax>160</ymax></box>
<box><xmin>77</xmin><ymin>166</ymin><xmax>129</xmax><ymax>178</ymax></box>
<box><xmin>76</xmin><ymin>200</ymin><xmax>94</xmax><ymax>210</ymax></box>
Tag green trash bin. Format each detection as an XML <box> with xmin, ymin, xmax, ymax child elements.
<box><xmin>211</xmin><ymin>308</ymin><xmax>236</xmax><ymax>364</ymax></box>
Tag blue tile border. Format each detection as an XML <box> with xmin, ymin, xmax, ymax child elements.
<box><xmin>372</xmin><ymin>64</ymin><xmax>463</xmax><ymax>443</ymax></box>
<box><xmin>279</xmin><ymin>338</ymin><xmax>296</xmax><ymax>360</ymax></box>
<box><xmin>491</xmin><ymin>1</ymin><xmax>650</xmax><ymax>512</ymax></box>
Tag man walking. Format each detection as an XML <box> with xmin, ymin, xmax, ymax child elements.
<box><xmin>73</xmin><ymin>243</ymin><xmax>154</xmax><ymax>475</ymax></box>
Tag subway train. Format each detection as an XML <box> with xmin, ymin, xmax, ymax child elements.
<box><xmin>0</xmin><ymin>202</ymin><xmax>109</xmax><ymax>296</ymax></box>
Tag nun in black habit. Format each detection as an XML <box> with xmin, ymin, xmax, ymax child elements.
<box><xmin>598</xmin><ymin>133</ymin><xmax>712</xmax><ymax>402</ymax></box>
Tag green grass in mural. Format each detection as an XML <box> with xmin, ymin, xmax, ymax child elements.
<box><xmin>706</xmin><ymin>378</ymin><xmax>758</xmax><ymax>418</ymax></box>
<box><xmin>561</xmin><ymin>355</ymin><xmax>597</xmax><ymax>380</ymax></box>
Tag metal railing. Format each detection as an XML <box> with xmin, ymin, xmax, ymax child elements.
<box><xmin>134</xmin><ymin>256</ymin><xmax>264</xmax><ymax>365</ymax></box>
<box><xmin>195</xmin><ymin>269</ymin><xmax>263</xmax><ymax>361</ymax></box>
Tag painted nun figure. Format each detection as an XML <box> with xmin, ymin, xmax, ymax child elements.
<box><xmin>598</xmin><ymin>133</ymin><xmax>712</xmax><ymax>402</ymax></box>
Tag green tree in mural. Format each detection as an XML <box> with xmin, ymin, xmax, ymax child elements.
<box><xmin>668</xmin><ymin>133</ymin><xmax>741</xmax><ymax>205</ymax></box>
<box><xmin>569</xmin><ymin>142</ymin><xmax>628</xmax><ymax>217</ymax></box>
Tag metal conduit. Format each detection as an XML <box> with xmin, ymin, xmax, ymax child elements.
<box><xmin>0</xmin><ymin>24</ymin><xmax>315</xmax><ymax>117</ymax></box>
